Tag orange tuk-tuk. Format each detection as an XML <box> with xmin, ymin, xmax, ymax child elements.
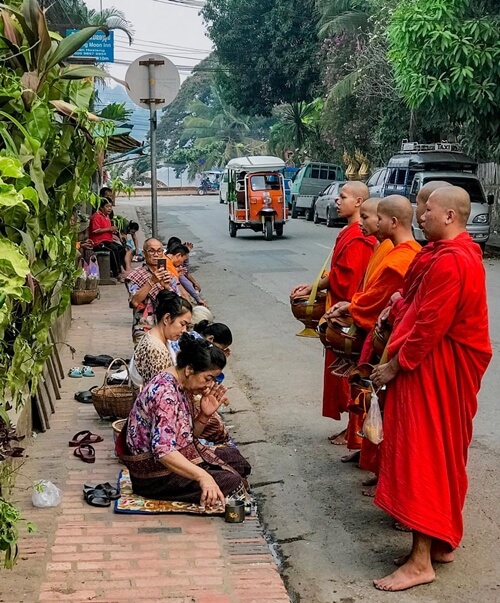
<box><xmin>225</xmin><ymin>156</ymin><xmax>288</xmax><ymax>240</ymax></box>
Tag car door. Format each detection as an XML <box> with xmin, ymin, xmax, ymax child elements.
<box><xmin>367</xmin><ymin>169</ymin><xmax>387</xmax><ymax>197</ymax></box>
<box><xmin>325</xmin><ymin>183</ymin><xmax>342</xmax><ymax>219</ymax></box>
<box><xmin>315</xmin><ymin>184</ymin><xmax>332</xmax><ymax>219</ymax></box>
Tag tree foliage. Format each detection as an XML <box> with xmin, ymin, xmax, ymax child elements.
<box><xmin>202</xmin><ymin>0</ymin><xmax>321</xmax><ymax>115</ymax></box>
<box><xmin>388</xmin><ymin>0</ymin><xmax>500</xmax><ymax>159</ymax></box>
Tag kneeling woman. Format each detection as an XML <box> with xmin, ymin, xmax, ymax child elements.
<box><xmin>119</xmin><ymin>334</ymin><xmax>250</xmax><ymax>507</ymax></box>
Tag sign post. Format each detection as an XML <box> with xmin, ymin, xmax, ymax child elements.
<box><xmin>125</xmin><ymin>55</ymin><xmax>180</xmax><ymax>239</ymax></box>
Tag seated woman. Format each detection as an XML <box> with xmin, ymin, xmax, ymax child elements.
<box><xmin>89</xmin><ymin>198</ymin><xmax>127</xmax><ymax>280</ymax></box>
<box><xmin>119</xmin><ymin>335</ymin><xmax>251</xmax><ymax>507</ymax></box>
<box><xmin>132</xmin><ymin>291</ymin><xmax>192</xmax><ymax>387</ymax></box>
<box><xmin>194</xmin><ymin>320</ymin><xmax>232</xmax><ymax>357</ymax></box>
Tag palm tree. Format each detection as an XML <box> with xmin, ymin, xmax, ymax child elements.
<box><xmin>316</xmin><ymin>0</ymin><xmax>370</xmax><ymax>37</ymax></box>
<box><xmin>268</xmin><ymin>100</ymin><xmax>323</xmax><ymax>160</ymax></box>
<box><xmin>46</xmin><ymin>1</ymin><xmax>133</xmax><ymax>44</ymax></box>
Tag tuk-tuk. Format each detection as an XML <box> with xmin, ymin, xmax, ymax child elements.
<box><xmin>225</xmin><ymin>156</ymin><xmax>287</xmax><ymax>240</ymax></box>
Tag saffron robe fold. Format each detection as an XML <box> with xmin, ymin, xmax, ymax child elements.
<box><xmin>346</xmin><ymin>239</ymin><xmax>421</xmax><ymax>449</ymax></box>
<box><xmin>322</xmin><ymin>223</ymin><xmax>376</xmax><ymax>420</ymax></box>
<box><xmin>375</xmin><ymin>233</ymin><xmax>492</xmax><ymax>548</ymax></box>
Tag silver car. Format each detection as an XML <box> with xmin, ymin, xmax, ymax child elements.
<box><xmin>366</xmin><ymin>168</ymin><xmax>388</xmax><ymax>198</ymax></box>
<box><xmin>313</xmin><ymin>181</ymin><xmax>346</xmax><ymax>227</ymax></box>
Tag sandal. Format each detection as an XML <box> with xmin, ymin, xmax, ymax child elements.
<box><xmin>68</xmin><ymin>367</ymin><xmax>83</xmax><ymax>378</ymax></box>
<box><xmin>82</xmin><ymin>366</ymin><xmax>95</xmax><ymax>377</ymax></box>
<box><xmin>74</xmin><ymin>386</ymin><xmax>97</xmax><ymax>404</ymax></box>
<box><xmin>83</xmin><ymin>354</ymin><xmax>114</xmax><ymax>367</ymax></box>
<box><xmin>73</xmin><ymin>444</ymin><xmax>96</xmax><ymax>464</ymax></box>
<box><xmin>69</xmin><ymin>430</ymin><xmax>104</xmax><ymax>447</ymax></box>
<box><xmin>83</xmin><ymin>489</ymin><xmax>110</xmax><ymax>507</ymax></box>
<box><xmin>84</xmin><ymin>482</ymin><xmax>120</xmax><ymax>500</ymax></box>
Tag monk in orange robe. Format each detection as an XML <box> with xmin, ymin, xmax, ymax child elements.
<box><xmin>328</xmin><ymin>196</ymin><xmax>421</xmax><ymax>461</ymax></box>
<box><xmin>360</xmin><ymin>181</ymin><xmax>454</xmax><ymax>487</ymax></box>
<box><xmin>291</xmin><ymin>182</ymin><xmax>376</xmax><ymax>443</ymax></box>
<box><xmin>371</xmin><ymin>186</ymin><xmax>492</xmax><ymax>592</ymax></box>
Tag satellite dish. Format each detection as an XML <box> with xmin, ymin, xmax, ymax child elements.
<box><xmin>125</xmin><ymin>54</ymin><xmax>180</xmax><ymax>110</ymax></box>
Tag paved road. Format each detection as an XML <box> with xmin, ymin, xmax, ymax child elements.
<box><xmin>132</xmin><ymin>194</ymin><xmax>500</xmax><ymax>603</ymax></box>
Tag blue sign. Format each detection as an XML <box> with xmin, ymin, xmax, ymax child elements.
<box><xmin>66</xmin><ymin>30</ymin><xmax>114</xmax><ymax>63</ymax></box>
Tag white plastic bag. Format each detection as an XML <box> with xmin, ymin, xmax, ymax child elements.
<box><xmin>32</xmin><ymin>480</ymin><xmax>62</xmax><ymax>508</ymax></box>
<box><xmin>362</xmin><ymin>391</ymin><xmax>384</xmax><ymax>445</ymax></box>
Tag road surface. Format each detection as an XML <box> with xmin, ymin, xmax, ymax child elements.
<box><xmin>132</xmin><ymin>194</ymin><xmax>500</xmax><ymax>603</ymax></box>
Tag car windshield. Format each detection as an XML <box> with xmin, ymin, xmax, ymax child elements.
<box><xmin>423</xmin><ymin>177</ymin><xmax>484</xmax><ymax>203</ymax></box>
<box><xmin>250</xmin><ymin>175</ymin><xmax>281</xmax><ymax>191</ymax></box>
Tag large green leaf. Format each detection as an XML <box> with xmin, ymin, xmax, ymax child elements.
<box><xmin>0</xmin><ymin>156</ymin><xmax>25</xmax><ymax>179</ymax></box>
<box><xmin>0</xmin><ymin>237</ymin><xmax>30</xmax><ymax>280</ymax></box>
<box><xmin>58</xmin><ymin>65</ymin><xmax>128</xmax><ymax>88</ymax></box>
<box><xmin>44</xmin><ymin>27</ymin><xmax>108</xmax><ymax>72</ymax></box>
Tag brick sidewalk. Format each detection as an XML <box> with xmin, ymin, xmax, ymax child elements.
<box><xmin>1</xmin><ymin>258</ymin><xmax>289</xmax><ymax>602</ymax></box>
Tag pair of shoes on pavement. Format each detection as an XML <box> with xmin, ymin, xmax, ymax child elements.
<box><xmin>83</xmin><ymin>482</ymin><xmax>120</xmax><ymax>507</ymax></box>
<box><xmin>68</xmin><ymin>366</ymin><xmax>95</xmax><ymax>378</ymax></box>
<box><xmin>70</xmin><ymin>430</ymin><xmax>104</xmax><ymax>464</ymax></box>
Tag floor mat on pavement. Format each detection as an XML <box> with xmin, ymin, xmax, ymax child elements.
<box><xmin>114</xmin><ymin>469</ymin><xmax>225</xmax><ymax>515</ymax></box>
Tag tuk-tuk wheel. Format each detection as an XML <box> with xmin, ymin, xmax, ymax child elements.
<box><xmin>264</xmin><ymin>219</ymin><xmax>273</xmax><ymax>241</ymax></box>
<box><xmin>229</xmin><ymin>220</ymin><xmax>237</xmax><ymax>238</ymax></box>
<box><xmin>275</xmin><ymin>225</ymin><xmax>283</xmax><ymax>237</ymax></box>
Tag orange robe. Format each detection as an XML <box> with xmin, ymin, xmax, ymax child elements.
<box><xmin>375</xmin><ymin>233</ymin><xmax>492</xmax><ymax>548</ymax></box>
<box><xmin>322</xmin><ymin>223</ymin><xmax>376</xmax><ymax>420</ymax></box>
<box><xmin>346</xmin><ymin>239</ymin><xmax>421</xmax><ymax>450</ymax></box>
<box><xmin>360</xmin><ymin>242</ymin><xmax>435</xmax><ymax>472</ymax></box>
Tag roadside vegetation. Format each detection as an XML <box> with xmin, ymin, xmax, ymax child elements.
<box><xmin>155</xmin><ymin>0</ymin><xmax>499</xmax><ymax>177</ymax></box>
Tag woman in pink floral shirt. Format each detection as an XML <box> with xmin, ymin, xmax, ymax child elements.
<box><xmin>123</xmin><ymin>334</ymin><xmax>250</xmax><ymax>507</ymax></box>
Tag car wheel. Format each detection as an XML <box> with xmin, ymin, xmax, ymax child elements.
<box><xmin>291</xmin><ymin>199</ymin><xmax>298</xmax><ymax>219</ymax></box>
<box><xmin>313</xmin><ymin>210</ymin><xmax>320</xmax><ymax>224</ymax></box>
<box><xmin>326</xmin><ymin>209</ymin><xmax>335</xmax><ymax>228</ymax></box>
<box><xmin>305</xmin><ymin>208</ymin><xmax>314</xmax><ymax>222</ymax></box>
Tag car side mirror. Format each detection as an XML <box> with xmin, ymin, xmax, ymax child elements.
<box><xmin>487</xmin><ymin>193</ymin><xmax>495</xmax><ymax>206</ymax></box>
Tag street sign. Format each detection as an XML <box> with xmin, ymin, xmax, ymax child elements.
<box><xmin>125</xmin><ymin>54</ymin><xmax>180</xmax><ymax>110</ymax></box>
<box><xmin>66</xmin><ymin>30</ymin><xmax>114</xmax><ymax>63</ymax></box>
<box><xmin>124</xmin><ymin>54</ymin><xmax>180</xmax><ymax>239</ymax></box>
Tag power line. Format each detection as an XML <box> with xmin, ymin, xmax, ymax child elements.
<box><xmin>150</xmin><ymin>0</ymin><xmax>207</xmax><ymax>9</ymax></box>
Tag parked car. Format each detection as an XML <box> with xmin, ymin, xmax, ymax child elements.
<box><xmin>313</xmin><ymin>181</ymin><xmax>346</xmax><ymax>227</ymax></box>
<box><xmin>290</xmin><ymin>161</ymin><xmax>344</xmax><ymax>212</ymax></box>
<box><xmin>409</xmin><ymin>171</ymin><xmax>493</xmax><ymax>246</ymax></box>
<box><xmin>366</xmin><ymin>168</ymin><xmax>388</xmax><ymax>198</ymax></box>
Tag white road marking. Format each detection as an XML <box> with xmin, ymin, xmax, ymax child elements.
<box><xmin>314</xmin><ymin>243</ymin><xmax>332</xmax><ymax>250</ymax></box>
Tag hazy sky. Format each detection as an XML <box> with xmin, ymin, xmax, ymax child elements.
<box><xmin>84</xmin><ymin>0</ymin><xmax>212</xmax><ymax>82</ymax></box>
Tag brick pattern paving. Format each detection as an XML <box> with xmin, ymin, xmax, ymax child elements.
<box><xmin>1</xmin><ymin>284</ymin><xmax>289</xmax><ymax>603</ymax></box>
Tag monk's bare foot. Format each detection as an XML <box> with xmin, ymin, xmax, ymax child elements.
<box><xmin>394</xmin><ymin>549</ymin><xmax>454</xmax><ymax>567</ymax></box>
<box><xmin>362</xmin><ymin>485</ymin><xmax>377</xmax><ymax>497</ymax></box>
<box><xmin>362</xmin><ymin>475</ymin><xmax>378</xmax><ymax>487</ymax></box>
<box><xmin>341</xmin><ymin>450</ymin><xmax>361</xmax><ymax>463</ymax></box>
<box><xmin>328</xmin><ymin>429</ymin><xmax>347</xmax><ymax>445</ymax></box>
<box><xmin>394</xmin><ymin>520</ymin><xmax>412</xmax><ymax>532</ymax></box>
<box><xmin>374</xmin><ymin>561</ymin><xmax>435</xmax><ymax>591</ymax></box>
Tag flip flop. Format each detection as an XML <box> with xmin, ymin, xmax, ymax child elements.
<box><xmin>74</xmin><ymin>386</ymin><xmax>97</xmax><ymax>404</ymax></box>
<box><xmin>68</xmin><ymin>367</ymin><xmax>83</xmax><ymax>378</ymax></box>
<box><xmin>69</xmin><ymin>430</ymin><xmax>104</xmax><ymax>447</ymax></box>
<box><xmin>81</xmin><ymin>366</ymin><xmax>95</xmax><ymax>377</ymax></box>
<box><xmin>83</xmin><ymin>489</ymin><xmax>110</xmax><ymax>507</ymax></box>
<box><xmin>83</xmin><ymin>354</ymin><xmax>114</xmax><ymax>367</ymax></box>
<box><xmin>73</xmin><ymin>444</ymin><xmax>96</xmax><ymax>464</ymax></box>
<box><xmin>84</xmin><ymin>482</ymin><xmax>120</xmax><ymax>500</ymax></box>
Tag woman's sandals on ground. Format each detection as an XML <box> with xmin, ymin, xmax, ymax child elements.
<box><xmin>83</xmin><ymin>483</ymin><xmax>121</xmax><ymax>507</ymax></box>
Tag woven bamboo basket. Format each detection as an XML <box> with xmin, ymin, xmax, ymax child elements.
<box><xmin>71</xmin><ymin>289</ymin><xmax>99</xmax><ymax>305</ymax></box>
<box><xmin>92</xmin><ymin>359</ymin><xmax>135</xmax><ymax>419</ymax></box>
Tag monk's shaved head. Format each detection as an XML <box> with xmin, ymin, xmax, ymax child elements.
<box><xmin>343</xmin><ymin>181</ymin><xmax>369</xmax><ymax>202</ymax></box>
<box><xmin>428</xmin><ymin>186</ymin><xmax>471</xmax><ymax>225</ymax></box>
<box><xmin>360</xmin><ymin>198</ymin><xmax>379</xmax><ymax>212</ymax></box>
<box><xmin>378</xmin><ymin>195</ymin><xmax>414</xmax><ymax>229</ymax></box>
<box><xmin>417</xmin><ymin>180</ymin><xmax>451</xmax><ymax>204</ymax></box>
